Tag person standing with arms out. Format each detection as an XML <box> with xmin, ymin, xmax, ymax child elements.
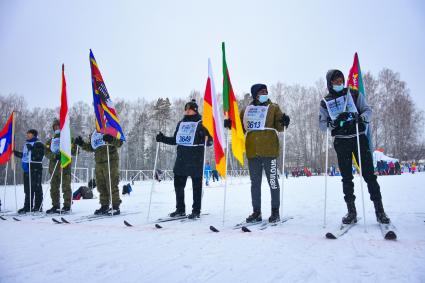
<box><xmin>227</xmin><ymin>84</ymin><xmax>289</xmax><ymax>223</ymax></box>
<box><xmin>45</xmin><ymin>119</ymin><xmax>75</xmax><ymax>214</ymax></box>
<box><xmin>74</xmin><ymin>131</ymin><xmax>123</xmax><ymax>215</ymax></box>
<box><xmin>319</xmin><ymin>69</ymin><xmax>390</xmax><ymax>224</ymax></box>
<box><xmin>156</xmin><ymin>99</ymin><xmax>212</xmax><ymax>219</ymax></box>
<box><xmin>13</xmin><ymin>129</ymin><xmax>45</xmax><ymax>213</ymax></box>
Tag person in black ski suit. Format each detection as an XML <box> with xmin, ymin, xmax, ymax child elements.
<box><xmin>156</xmin><ymin>99</ymin><xmax>212</xmax><ymax>219</ymax></box>
<box><xmin>319</xmin><ymin>69</ymin><xmax>390</xmax><ymax>224</ymax></box>
<box><xmin>13</xmin><ymin>129</ymin><xmax>45</xmax><ymax>213</ymax></box>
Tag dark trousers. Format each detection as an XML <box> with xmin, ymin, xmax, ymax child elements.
<box><xmin>334</xmin><ymin>135</ymin><xmax>382</xmax><ymax>203</ymax></box>
<box><xmin>174</xmin><ymin>175</ymin><xmax>202</xmax><ymax>213</ymax></box>
<box><xmin>23</xmin><ymin>168</ymin><xmax>43</xmax><ymax>209</ymax></box>
<box><xmin>248</xmin><ymin>157</ymin><xmax>280</xmax><ymax>211</ymax></box>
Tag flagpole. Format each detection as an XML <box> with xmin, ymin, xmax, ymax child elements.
<box><xmin>12</xmin><ymin>111</ymin><xmax>17</xmax><ymax>211</ymax></box>
<box><xmin>146</xmin><ymin>142</ymin><xmax>160</xmax><ymax>221</ymax></box>
<box><xmin>72</xmin><ymin>145</ymin><xmax>80</xmax><ymax>212</ymax></box>
<box><xmin>106</xmin><ymin>144</ymin><xmax>113</xmax><ymax>216</ymax></box>
<box><xmin>29</xmin><ymin>151</ymin><xmax>32</xmax><ymax>214</ymax></box>
<box><xmin>222</xmin><ymin>129</ymin><xmax>230</xmax><ymax>225</ymax></box>
<box><xmin>13</xmin><ymin>158</ymin><xmax>17</xmax><ymax>211</ymax></box>
<box><xmin>59</xmin><ymin>168</ymin><xmax>63</xmax><ymax>215</ymax></box>
<box><xmin>3</xmin><ymin>161</ymin><xmax>9</xmax><ymax>211</ymax></box>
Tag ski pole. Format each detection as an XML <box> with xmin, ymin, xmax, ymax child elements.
<box><xmin>146</xmin><ymin>142</ymin><xmax>160</xmax><ymax>221</ymax></box>
<box><xmin>71</xmin><ymin>145</ymin><xmax>79</xmax><ymax>212</ymax></box>
<box><xmin>40</xmin><ymin>160</ymin><xmax>59</xmax><ymax>211</ymax></box>
<box><xmin>280</xmin><ymin>128</ymin><xmax>287</xmax><ymax>217</ymax></box>
<box><xmin>106</xmin><ymin>145</ymin><xmax>113</xmax><ymax>216</ymax></box>
<box><xmin>323</xmin><ymin>127</ymin><xmax>329</xmax><ymax>228</ymax></box>
<box><xmin>355</xmin><ymin>121</ymin><xmax>367</xmax><ymax>232</ymax></box>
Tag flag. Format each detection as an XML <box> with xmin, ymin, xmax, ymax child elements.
<box><xmin>0</xmin><ymin>112</ymin><xmax>14</xmax><ymax>165</ymax></box>
<box><xmin>203</xmin><ymin>59</ymin><xmax>226</xmax><ymax>177</ymax></box>
<box><xmin>60</xmin><ymin>64</ymin><xmax>72</xmax><ymax>168</ymax></box>
<box><xmin>348</xmin><ymin>52</ymin><xmax>373</xmax><ymax>151</ymax></box>
<box><xmin>90</xmin><ymin>49</ymin><xmax>126</xmax><ymax>141</ymax></box>
<box><xmin>222</xmin><ymin>42</ymin><xmax>245</xmax><ymax>166</ymax></box>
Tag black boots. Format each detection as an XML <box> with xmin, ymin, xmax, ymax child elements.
<box><xmin>374</xmin><ymin>199</ymin><xmax>390</xmax><ymax>224</ymax></box>
<box><xmin>46</xmin><ymin>206</ymin><xmax>60</xmax><ymax>214</ymax></box>
<box><xmin>94</xmin><ymin>205</ymin><xmax>110</xmax><ymax>215</ymax></box>
<box><xmin>246</xmin><ymin>210</ymin><xmax>262</xmax><ymax>223</ymax></box>
<box><xmin>268</xmin><ymin>208</ymin><xmax>280</xmax><ymax>223</ymax></box>
<box><xmin>18</xmin><ymin>207</ymin><xmax>30</xmax><ymax>214</ymax></box>
<box><xmin>187</xmin><ymin>211</ymin><xmax>200</xmax><ymax>219</ymax></box>
<box><xmin>169</xmin><ymin>210</ymin><xmax>186</xmax><ymax>217</ymax></box>
<box><xmin>342</xmin><ymin>201</ymin><xmax>357</xmax><ymax>224</ymax></box>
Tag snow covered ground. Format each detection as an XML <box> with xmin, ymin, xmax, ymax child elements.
<box><xmin>1</xmin><ymin>172</ymin><xmax>424</xmax><ymax>283</ymax></box>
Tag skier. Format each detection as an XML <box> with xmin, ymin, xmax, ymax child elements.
<box><xmin>227</xmin><ymin>83</ymin><xmax>289</xmax><ymax>223</ymax></box>
<box><xmin>204</xmin><ymin>161</ymin><xmax>212</xmax><ymax>186</ymax></box>
<box><xmin>155</xmin><ymin>99</ymin><xmax>212</xmax><ymax>219</ymax></box>
<box><xmin>74</xmin><ymin>130</ymin><xmax>123</xmax><ymax>215</ymax></box>
<box><xmin>13</xmin><ymin>129</ymin><xmax>45</xmax><ymax>213</ymax></box>
<box><xmin>319</xmin><ymin>69</ymin><xmax>390</xmax><ymax>224</ymax></box>
<box><xmin>45</xmin><ymin>119</ymin><xmax>75</xmax><ymax>214</ymax></box>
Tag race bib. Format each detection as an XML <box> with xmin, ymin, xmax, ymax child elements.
<box><xmin>243</xmin><ymin>105</ymin><xmax>269</xmax><ymax>131</ymax></box>
<box><xmin>50</xmin><ymin>137</ymin><xmax>60</xmax><ymax>154</ymax></box>
<box><xmin>176</xmin><ymin>121</ymin><xmax>200</xmax><ymax>146</ymax></box>
<box><xmin>91</xmin><ymin>131</ymin><xmax>106</xmax><ymax>150</ymax></box>
<box><xmin>324</xmin><ymin>94</ymin><xmax>358</xmax><ymax>121</ymax></box>
<box><xmin>22</xmin><ymin>141</ymin><xmax>35</xmax><ymax>163</ymax></box>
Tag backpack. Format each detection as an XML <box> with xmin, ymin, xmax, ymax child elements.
<box><xmin>122</xmin><ymin>183</ymin><xmax>132</xmax><ymax>195</ymax></box>
<box><xmin>80</xmin><ymin>186</ymin><xmax>94</xmax><ymax>199</ymax></box>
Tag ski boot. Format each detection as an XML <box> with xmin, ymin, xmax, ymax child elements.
<box><xmin>187</xmin><ymin>211</ymin><xmax>200</xmax><ymax>219</ymax></box>
<box><xmin>33</xmin><ymin>206</ymin><xmax>43</xmax><ymax>213</ymax></box>
<box><xmin>94</xmin><ymin>205</ymin><xmax>110</xmax><ymax>215</ymax></box>
<box><xmin>374</xmin><ymin>200</ymin><xmax>390</xmax><ymax>224</ymax></box>
<box><xmin>46</xmin><ymin>206</ymin><xmax>60</xmax><ymax>214</ymax></box>
<box><xmin>61</xmin><ymin>206</ymin><xmax>71</xmax><ymax>213</ymax></box>
<box><xmin>246</xmin><ymin>210</ymin><xmax>262</xmax><ymax>223</ymax></box>
<box><xmin>342</xmin><ymin>201</ymin><xmax>357</xmax><ymax>224</ymax></box>
<box><xmin>108</xmin><ymin>206</ymin><xmax>120</xmax><ymax>216</ymax></box>
<box><xmin>268</xmin><ymin>208</ymin><xmax>280</xmax><ymax>223</ymax></box>
<box><xmin>169</xmin><ymin>210</ymin><xmax>186</xmax><ymax>217</ymax></box>
<box><xmin>18</xmin><ymin>207</ymin><xmax>30</xmax><ymax>214</ymax></box>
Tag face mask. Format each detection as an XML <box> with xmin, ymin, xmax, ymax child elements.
<box><xmin>333</xmin><ymin>84</ymin><xmax>344</xmax><ymax>92</ymax></box>
<box><xmin>258</xmin><ymin>95</ymin><xmax>268</xmax><ymax>103</ymax></box>
<box><xmin>54</xmin><ymin>130</ymin><xmax>60</xmax><ymax>135</ymax></box>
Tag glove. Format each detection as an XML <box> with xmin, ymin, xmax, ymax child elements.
<box><xmin>26</xmin><ymin>144</ymin><xmax>33</xmax><ymax>151</ymax></box>
<box><xmin>224</xmin><ymin>119</ymin><xmax>232</xmax><ymax>129</ymax></box>
<box><xmin>55</xmin><ymin>154</ymin><xmax>61</xmax><ymax>161</ymax></box>
<box><xmin>74</xmin><ymin>136</ymin><xmax>84</xmax><ymax>146</ymax></box>
<box><xmin>326</xmin><ymin>117</ymin><xmax>334</xmax><ymax>128</ymax></box>
<box><xmin>156</xmin><ymin>132</ymin><xmax>164</xmax><ymax>142</ymax></box>
<box><xmin>280</xmin><ymin>114</ymin><xmax>290</xmax><ymax>127</ymax></box>
<box><xmin>334</xmin><ymin>112</ymin><xmax>351</xmax><ymax>127</ymax></box>
<box><xmin>102</xmin><ymin>134</ymin><xmax>114</xmax><ymax>143</ymax></box>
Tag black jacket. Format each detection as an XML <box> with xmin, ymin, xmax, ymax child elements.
<box><xmin>161</xmin><ymin>114</ymin><xmax>212</xmax><ymax>177</ymax></box>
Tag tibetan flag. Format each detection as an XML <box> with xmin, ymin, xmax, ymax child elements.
<box><xmin>0</xmin><ymin>112</ymin><xmax>14</xmax><ymax>165</ymax></box>
<box><xmin>90</xmin><ymin>49</ymin><xmax>126</xmax><ymax>141</ymax></box>
<box><xmin>222</xmin><ymin>42</ymin><xmax>245</xmax><ymax>166</ymax></box>
<box><xmin>59</xmin><ymin>64</ymin><xmax>72</xmax><ymax>168</ymax></box>
<box><xmin>348</xmin><ymin>52</ymin><xmax>373</xmax><ymax>152</ymax></box>
<box><xmin>203</xmin><ymin>59</ymin><xmax>226</xmax><ymax>177</ymax></box>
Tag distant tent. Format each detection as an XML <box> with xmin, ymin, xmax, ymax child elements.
<box><xmin>373</xmin><ymin>150</ymin><xmax>399</xmax><ymax>167</ymax></box>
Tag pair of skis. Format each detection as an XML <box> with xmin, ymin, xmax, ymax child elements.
<box><xmin>325</xmin><ymin>218</ymin><xmax>397</xmax><ymax>240</ymax></box>
<box><xmin>124</xmin><ymin>213</ymin><xmax>209</xmax><ymax>228</ymax></box>
<box><xmin>52</xmin><ymin>211</ymin><xmax>140</xmax><ymax>224</ymax></box>
<box><xmin>209</xmin><ymin>216</ymin><xmax>294</xmax><ymax>233</ymax></box>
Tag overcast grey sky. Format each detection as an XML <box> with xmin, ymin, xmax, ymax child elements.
<box><xmin>1</xmin><ymin>0</ymin><xmax>424</xmax><ymax>112</ymax></box>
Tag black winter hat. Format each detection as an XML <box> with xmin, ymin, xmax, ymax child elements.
<box><xmin>184</xmin><ymin>99</ymin><xmax>199</xmax><ymax>113</ymax></box>
<box><xmin>326</xmin><ymin>70</ymin><xmax>345</xmax><ymax>91</ymax></box>
<box><xmin>52</xmin><ymin>118</ymin><xmax>60</xmax><ymax>130</ymax></box>
<box><xmin>251</xmin><ymin>83</ymin><xmax>267</xmax><ymax>99</ymax></box>
<box><xmin>27</xmin><ymin>129</ymin><xmax>38</xmax><ymax>137</ymax></box>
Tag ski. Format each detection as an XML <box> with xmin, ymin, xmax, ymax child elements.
<box><xmin>155</xmin><ymin>224</ymin><xmax>162</xmax><ymax>229</ymax></box>
<box><xmin>62</xmin><ymin>211</ymin><xmax>140</xmax><ymax>224</ymax></box>
<box><xmin>124</xmin><ymin>220</ymin><xmax>133</xmax><ymax>227</ymax></box>
<box><xmin>241</xmin><ymin>220</ymin><xmax>268</xmax><ymax>232</ymax></box>
<box><xmin>379</xmin><ymin>222</ymin><xmax>397</xmax><ymax>240</ymax></box>
<box><xmin>12</xmin><ymin>217</ymin><xmax>21</xmax><ymax>222</ymax></box>
<box><xmin>258</xmin><ymin>216</ymin><xmax>294</xmax><ymax>230</ymax></box>
<box><xmin>52</xmin><ymin>218</ymin><xmax>62</xmax><ymax>224</ymax></box>
<box><xmin>209</xmin><ymin>225</ymin><xmax>219</xmax><ymax>232</ymax></box>
<box><xmin>325</xmin><ymin>218</ymin><xmax>361</xmax><ymax>239</ymax></box>
<box><xmin>61</xmin><ymin>217</ymin><xmax>70</xmax><ymax>224</ymax></box>
<box><xmin>0</xmin><ymin>216</ymin><xmax>6</xmax><ymax>220</ymax></box>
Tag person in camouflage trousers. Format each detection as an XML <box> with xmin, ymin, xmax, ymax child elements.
<box><xmin>74</xmin><ymin>130</ymin><xmax>123</xmax><ymax>215</ymax></box>
<box><xmin>45</xmin><ymin>119</ymin><xmax>75</xmax><ymax>214</ymax></box>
